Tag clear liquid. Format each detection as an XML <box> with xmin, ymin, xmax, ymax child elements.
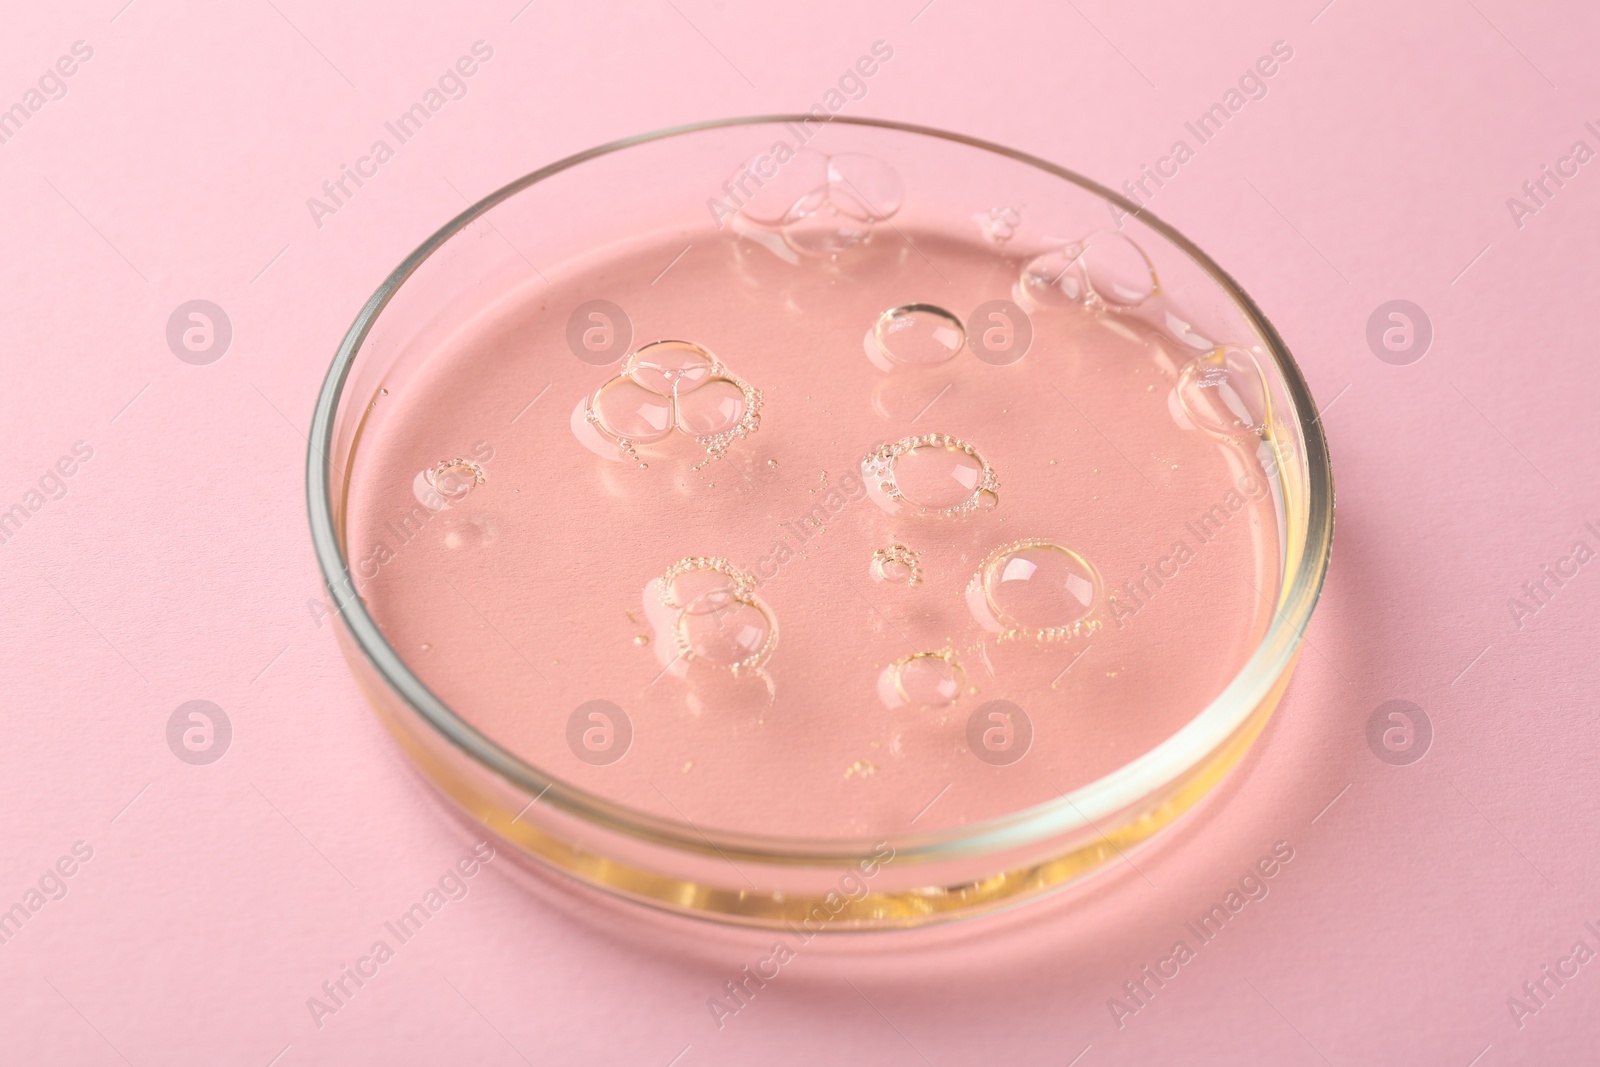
<box><xmin>351</xmin><ymin>221</ymin><xmax>1280</xmax><ymax>839</ymax></box>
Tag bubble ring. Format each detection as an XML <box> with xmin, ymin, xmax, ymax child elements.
<box><xmin>860</xmin><ymin>433</ymin><xmax>1000</xmax><ymax>517</ymax></box>
<box><xmin>871</xmin><ymin>544</ymin><xmax>923</xmax><ymax>585</ymax></box>
<box><xmin>657</xmin><ymin>556</ymin><xmax>756</xmax><ymax>609</ymax></box>
<box><xmin>968</xmin><ymin>539</ymin><xmax>1103</xmax><ymax>644</ymax></box>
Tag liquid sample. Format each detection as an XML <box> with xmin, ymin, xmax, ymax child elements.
<box><xmin>349</xmin><ymin>181</ymin><xmax>1283</xmax><ymax>841</ymax></box>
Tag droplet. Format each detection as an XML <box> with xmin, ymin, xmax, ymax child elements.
<box><xmin>420</xmin><ymin>642</ymin><xmax>433</xmax><ymax>652</ymax></box>
<box><xmin>428</xmin><ymin>458</ymin><xmax>486</xmax><ymax>502</ymax></box>
<box><xmin>879</xmin><ymin>651</ymin><xmax>966</xmax><ymax>710</ymax></box>
<box><xmin>861</xmin><ymin>434</ymin><xmax>999</xmax><ymax>517</ymax></box>
<box><xmin>871</xmin><ymin>304</ymin><xmax>965</xmax><ymax>367</ymax></box>
<box><xmin>967</xmin><ymin>540</ymin><xmax>1102</xmax><ymax>643</ymax></box>
<box><xmin>633</xmin><ymin>634</ymin><xmax>650</xmax><ymax>646</ymax></box>
<box><xmin>1176</xmin><ymin>346</ymin><xmax>1268</xmax><ymax>438</ymax></box>
<box><xmin>871</xmin><ymin>544</ymin><xmax>923</xmax><ymax>585</ymax></box>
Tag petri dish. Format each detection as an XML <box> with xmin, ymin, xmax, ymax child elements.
<box><xmin>307</xmin><ymin>117</ymin><xmax>1332</xmax><ymax>929</ymax></box>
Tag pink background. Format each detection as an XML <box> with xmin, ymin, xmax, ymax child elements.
<box><xmin>3</xmin><ymin>0</ymin><xmax>1598</xmax><ymax>1063</ymax></box>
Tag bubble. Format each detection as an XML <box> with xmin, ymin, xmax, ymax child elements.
<box><xmin>826</xmin><ymin>153</ymin><xmax>905</xmax><ymax>222</ymax></box>
<box><xmin>1077</xmin><ymin>230</ymin><xmax>1158</xmax><ymax>307</ymax></box>
<box><xmin>578</xmin><ymin>340</ymin><xmax>762</xmax><ymax>463</ymax></box>
<box><xmin>591</xmin><ymin>377</ymin><xmax>674</xmax><ymax>443</ymax></box>
<box><xmin>655</xmin><ymin>557</ymin><xmax>777</xmax><ymax>675</ymax></box>
<box><xmin>677</xmin><ymin>600</ymin><xmax>775</xmax><ymax>669</ymax></box>
<box><xmin>1020</xmin><ymin>231</ymin><xmax>1157</xmax><ymax>311</ymax></box>
<box><xmin>675</xmin><ymin>377</ymin><xmax>749</xmax><ymax>436</ymax></box>
<box><xmin>1020</xmin><ymin>248</ymin><xmax>1088</xmax><ymax>309</ymax></box>
<box><xmin>1175</xmin><ymin>346</ymin><xmax>1269</xmax><ymax>438</ymax></box>
<box><xmin>782</xmin><ymin>197</ymin><xmax>873</xmax><ymax>258</ymax></box>
<box><xmin>861</xmin><ymin>434</ymin><xmax>999</xmax><ymax>517</ymax></box>
<box><xmin>879</xmin><ymin>651</ymin><xmax>966</xmax><ymax>711</ymax></box>
<box><xmin>737</xmin><ymin>148</ymin><xmax>830</xmax><ymax>226</ymax></box>
<box><xmin>869</xmin><ymin>304</ymin><xmax>966</xmax><ymax>368</ymax></box>
<box><xmin>966</xmin><ymin>540</ymin><xmax>1103</xmax><ymax>643</ymax></box>
<box><xmin>871</xmin><ymin>544</ymin><xmax>923</xmax><ymax>585</ymax></box>
<box><xmin>728</xmin><ymin>152</ymin><xmax>904</xmax><ymax>259</ymax></box>
<box><xmin>428</xmin><ymin>458</ymin><xmax>486</xmax><ymax>502</ymax></box>
<box><xmin>626</xmin><ymin>340</ymin><xmax>718</xmax><ymax>396</ymax></box>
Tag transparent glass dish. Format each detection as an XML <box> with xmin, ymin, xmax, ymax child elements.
<box><xmin>307</xmin><ymin>116</ymin><xmax>1333</xmax><ymax>929</ymax></box>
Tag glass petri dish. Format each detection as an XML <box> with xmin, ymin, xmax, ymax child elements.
<box><xmin>307</xmin><ymin>117</ymin><xmax>1332</xmax><ymax>929</ymax></box>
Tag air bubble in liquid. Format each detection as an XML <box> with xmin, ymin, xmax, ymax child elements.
<box><xmin>577</xmin><ymin>340</ymin><xmax>762</xmax><ymax>464</ymax></box>
<box><xmin>1077</xmin><ymin>230</ymin><xmax>1158</xmax><ymax>307</ymax></box>
<box><xmin>1020</xmin><ymin>230</ymin><xmax>1157</xmax><ymax>310</ymax></box>
<box><xmin>627</xmin><ymin>340</ymin><xmax>718</xmax><ymax>396</ymax></box>
<box><xmin>675</xmin><ymin>378</ymin><xmax>749</xmax><ymax>436</ymax></box>
<box><xmin>428</xmin><ymin>458</ymin><xmax>486</xmax><ymax>501</ymax></box>
<box><xmin>826</xmin><ymin>153</ymin><xmax>905</xmax><ymax>222</ymax></box>
<box><xmin>878</xmin><ymin>651</ymin><xmax>966</xmax><ymax>711</ymax></box>
<box><xmin>967</xmin><ymin>540</ymin><xmax>1103</xmax><ymax>644</ymax></box>
<box><xmin>861</xmin><ymin>434</ymin><xmax>999</xmax><ymax>518</ymax></box>
<box><xmin>591</xmin><ymin>377</ymin><xmax>674</xmax><ymax>443</ymax></box>
<box><xmin>1175</xmin><ymin>346</ymin><xmax>1268</xmax><ymax>438</ymax></box>
<box><xmin>652</xmin><ymin>557</ymin><xmax>777</xmax><ymax>675</ymax></box>
<box><xmin>868</xmin><ymin>304</ymin><xmax>965</xmax><ymax>369</ymax></box>
<box><xmin>871</xmin><ymin>544</ymin><xmax>923</xmax><ymax>585</ymax></box>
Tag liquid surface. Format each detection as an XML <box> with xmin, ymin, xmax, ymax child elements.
<box><xmin>350</xmin><ymin>215</ymin><xmax>1281</xmax><ymax>841</ymax></box>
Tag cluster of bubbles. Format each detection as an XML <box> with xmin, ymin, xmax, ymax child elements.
<box><xmin>574</xmin><ymin>340</ymin><xmax>762</xmax><ymax>468</ymax></box>
<box><xmin>1016</xmin><ymin>229</ymin><xmax>1269</xmax><ymax>440</ymax></box>
<box><xmin>861</xmin><ymin>433</ymin><xmax>1000</xmax><ymax>518</ymax></box>
<box><xmin>646</xmin><ymin>556</ymin><xmax>778</xmax><ymax>677</ymax></box>
<box><xmin>733</xmin><ymin>149</ymin><xmax>904</xmax><ymax>259</ymax></box>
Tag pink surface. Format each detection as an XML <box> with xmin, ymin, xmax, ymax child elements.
<box><xmin>2</xmin><ymin>0</ymin><xmax>1597</xmax><ymax>1063</ymax></box>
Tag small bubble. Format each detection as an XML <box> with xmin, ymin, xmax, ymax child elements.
<box><xmin>421</xmin><ymin>642</ymin><xmax>433</xmax><ymax>652</ymax></box>
<box><xmin>845</xmin><ymin>759</ymin><xmax>879</xmax><ymax>779</ymax></box>
<box><xmin>633</xmin><ymin>634</ymin><xmax>650</xmax><ymax>646</ymax></box>
<box><xmin>967</xmin><ymin>540</ymin><xmax>1102</xmax><ymax>644</ymax></box>
<box><xmin>683</xmin><ymin>760</ymin><xmax>695</xmax><ymax>773</ymax></box>
<box><xmin>428</xmin><ymin>458</ymin><xmax>486</xmax><ymax>502</ymax></box>
<box><xmin>1175</xmin><ymin>346</ymin><xmax>1268</xmax><ymax>438</ymax></box>
<box><xmin>870</xmin><ymin>304</ymin><xmax>965</xmax><ymax>368</ymax></box>
<box><xmin>380</xmin><ymin>387</ymin><xmax>390</xmax><ymax>395</ymax></box>
<box><xmin>767</xmin><ymin>458</ymin><xmax>779</xmax><ymax>468</ymax></box>
<box><xmin>871</xmin><ymin>544</ymin><xmax>923</xmax><ymax>585</ymax></box>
